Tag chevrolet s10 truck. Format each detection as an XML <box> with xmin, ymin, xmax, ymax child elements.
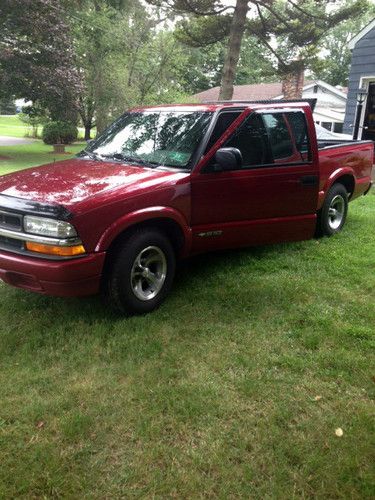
<box><xmin>0</xmin><ymin>102</ymin><xmax>372</xmax><ymax>314</ymax></box>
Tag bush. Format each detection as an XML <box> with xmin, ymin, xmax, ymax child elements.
<box><xmin>42</xmin><ymin>121</ymin><xmax>78</xmax><ymax>145</ymax></box>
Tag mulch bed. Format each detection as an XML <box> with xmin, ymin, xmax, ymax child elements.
<box><xmin>0</xmin><ymin>155</ymin><xmax>11</xmax><ymax>160</ymax></box>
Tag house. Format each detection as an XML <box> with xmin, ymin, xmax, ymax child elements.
<box><xmin>343</xmin><ymin>18</ymin><xmax>375</xmax><ymax>141</ymax></box>
<box><xmin>193</xmin><ymin>80</ymin><xmax>348</xmax><ymax>133</ymax></box>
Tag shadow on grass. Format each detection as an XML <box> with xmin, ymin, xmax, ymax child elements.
<box><xmin>0</xmin><ymin>233</ymin><xmax>347</xmax><ymax>362</ymax></box>
<box><xmin>3</xmin><ymin>238</ymin><xmax>314</xmax><ymax>319</ymax></box>
<box><xmin>6</xmin><ymin>240</ymin><xmax>306</xmax><ymax>319</ymax></box>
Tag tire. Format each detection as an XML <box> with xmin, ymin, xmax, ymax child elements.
<box><xmin>318</xmin><ymin>183</ymin><xmax>348</xmax><ymax>237</ymax></box>
<box><xmin>104</xmin><ymin>228</ymin><xmax>176</xmax><ymax>315</ymax></box>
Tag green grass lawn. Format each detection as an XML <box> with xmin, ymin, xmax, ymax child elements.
<box><xmin>0</xmin><ymin>143</ymin><xmax>374</xmax><ymax>497</ymax></box>
<box><xmin>0</xmin><ymin>114</ymin><xmax>32</xmax><ymax>138</ymax></box>
<box><xmin>0</xmin><ymin>114</ymin><xmax>91</xmax><ymax>140</ymax></box>
<box><xmin>0</xmin><ymin>141</ymin><xmax>85</xmax><ymax>175</ymax></box>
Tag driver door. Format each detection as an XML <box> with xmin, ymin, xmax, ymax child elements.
<box><xmin>190</xmin><ymin>109</ymin><xmax>319</xmax><ymax>253</ymax></box>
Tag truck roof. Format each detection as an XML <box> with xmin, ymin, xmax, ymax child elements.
<box><xmin>130</xmin><ymin>99</ymin><xmax>316</xmax><ymax>113</ymax></box>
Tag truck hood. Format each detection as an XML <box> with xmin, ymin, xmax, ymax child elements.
<box><xmin>0</xmin><ymin>158</ymin><xmax>187</xmax><ymax>211</ymax></box>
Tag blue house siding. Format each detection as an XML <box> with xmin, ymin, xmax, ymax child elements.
<box><xmin>343</xmin><ymin>25</ymin><xmax>375</xmax><ymax>135</ymax></box>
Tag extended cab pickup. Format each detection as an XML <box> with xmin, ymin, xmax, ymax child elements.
<box><xmin>0</xmin><ymin>102</ymin><xmax>372</xmax><ymax>314</ymax></box>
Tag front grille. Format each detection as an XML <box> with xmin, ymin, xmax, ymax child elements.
<box><xmin>0</xmin><ymin>210</ymin><xmax>22</xmax><ymax>231</ymax></box>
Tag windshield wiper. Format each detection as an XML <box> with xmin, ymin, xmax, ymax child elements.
<box><xmin>80</xmin><ymin>150</ymin><xmax>105</xmax><ymax>162</ymax></box>
<box><xmin>104</xmin><ymin>153</ymin><xmax>160</xmax><ymax>168</ymax></box>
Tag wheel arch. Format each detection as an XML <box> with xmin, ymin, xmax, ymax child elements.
<box><xmin>95</xmin><ymin>207</ymin><xmax>192</xmax><ymax>257</ymax></box>
<box><xmin>317</xmin><ymin>181</ymin><xmax>349</xmax><ymax>237</ymax></box>
<box><xmin>318</xmin><ymin>169</ymin><xmax>356</xmax><ymax>210</ymax></box>
<box><xmin>331</xmin><ymin>174</ymin><xmax>355</xmax><ymax>198</ymax></box>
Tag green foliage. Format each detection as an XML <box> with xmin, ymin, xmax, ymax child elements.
<box><xmin>72</xmin><ymin>2</ymin><xmax>192</xmax><ymax>133</ymax></box>
<box><xmin>0</xmin><ymin>0</ymin><xmax>80</xmax><ymax>122</ymax></box>
<box><xmin>42</xmin><ymin>122</ymin><xmax>78</xmax><ymax>145</ymax></box>
<box><xmin>234</xmin><ymin>36</ymin><xmax>277</xmax><ymax>85</ymax></box>
<box><xmin>311</xmin><ymin>1</ymin><xmax>375</xmax><ymax>86</ymax></box>
<box><xmin>148</xmin><ymin>0</ymin><xmax>368</xmax><ymax>87</ymax></box>
<box><xmin>19</xmin><ymin>105</ymin><xmax>48</xmax><ymax>138</ymax></box>
<box><xmin>0</xmin><ymin>97</ymin><xmax>16</xmax><ymax>115</ymax></box>
<box><xmin>4</xmin><ymin>0</ymin><xmax>368</xmax><ymax>133</ymax></box>
<box><xmin>246</xmin><ymin>0</ymin><xmax>369</xmax><ymax>76</ymax></box>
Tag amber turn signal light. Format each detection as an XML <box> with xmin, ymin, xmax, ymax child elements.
<box><xmin>25</xmin><ymin>241</ymin><xmax>86</xmax><ymax>256</ymax></box>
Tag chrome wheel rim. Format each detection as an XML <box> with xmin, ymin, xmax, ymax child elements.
<box><xmin>130</xmin><ymin>246</ymin><xmax>167</xmax><ymax>301</ymax></box>
<box><xmin>328</xmin><ymin>195</ymin><xmax>345</xmax><ymax>230</ymax></box>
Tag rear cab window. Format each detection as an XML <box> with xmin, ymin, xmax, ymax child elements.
<box><xmin>286</xmin><ymin>111</ymin><xmax>312</xmax><ymax>161</ymax></box>
<box><xmin>262</xmin><ymin>113</ymin><xmax>294</xmax><ymax>161</ymax></box>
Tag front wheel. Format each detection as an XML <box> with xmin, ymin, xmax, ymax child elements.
<box><xmin>104</xmin><ymin>228</ymin><xmax>176</xmax><ymax>315</ymax></box>
<box><xmin>319</xmin><ymin>183</ymin><xmax>348</xmax><ymax>236</ymax></box>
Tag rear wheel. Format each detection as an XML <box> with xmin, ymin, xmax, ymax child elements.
<box><xmin>319</xmin><ymin>183</ymin><xmax>348</xmax><ymax>236</ymax></box>
<box><xmin>104</xmin><ymin>228</ymin><xmax>176</xmax><ymax>315</ymax></box>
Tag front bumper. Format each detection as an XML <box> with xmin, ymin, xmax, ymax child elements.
<box><xmin>0</xmin><ymin>250</ymin><xmax>106</xmax><ymax>296</ymax></box>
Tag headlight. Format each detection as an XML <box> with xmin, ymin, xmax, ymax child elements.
<box><xmin>24</xmin><ymin>216</ymin><xmax>77</xmax><ymax>238</ymax></box>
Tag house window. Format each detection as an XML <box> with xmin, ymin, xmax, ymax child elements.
<box><xmin>333</xmin><ymin>122</ymin><xmax>343</xmax><ymax>133</ymax></box>
<box><xmin>321</xmin><ymin>122</ymin><xmax>333</xmax><ymax>131</ymax></box>
<box><xmin>313</xmin><ymin>85</ymin><xmax>318</xmax><ymax>94</ymax></box>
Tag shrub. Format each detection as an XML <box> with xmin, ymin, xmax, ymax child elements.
<box><xmin>42</xmin><ymin>121</ymin><xmax>78</xmax><ymax>145</ymax></box>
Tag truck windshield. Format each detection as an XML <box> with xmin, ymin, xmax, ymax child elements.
<box><xmin>84</xmin><ymin>111</ymin><xmax>212</xmax><ymax>169</ymax></box>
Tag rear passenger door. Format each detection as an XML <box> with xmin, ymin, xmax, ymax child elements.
<box><xmin>190</xmin><ymin>109</ymin><xmax>319</xmax><ymax>251</ymax></box>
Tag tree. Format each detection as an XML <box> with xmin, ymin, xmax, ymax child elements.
<box><xmin>172</xmin><ymin>36</ymin><xmax>276</xmax><ymax>96</ymax></box>
<box><xmin>148</xmin><ymin>0</ymin><xmax>250</xmax><ymax>99</ymax></box>
<box><xmin>250</xmin><ymin>0</ymin><xmax>369</xmax><ymax>97</ymax></box>
<box><xmin>311</xmin><ymin>1</ymin><xmax>375</xmax><ymax>86</ymax></box>
<box><xmin>220</xmin><ymin>0</ymin><xmax>249</xmax><ymax>99</ymax></box>
<box><xmin>70</xmin><ymin>0</ymin><xmax>191</xmax><ymax>137</ymax></box>
<box><xmin>147</xmin><ymin>0</ymin><xmax>368</xmax><ymax>99</ymax></box>
<box><xmin>71</xmin><ymin>1</ymin><xmax>133</xmax><ymax>137</ymax></box>
<box><xmin>0</xmin><ymin>0</ymin><xmax>81</xmax><ymax>122</ymax></box>
<box><xmin>19</xmin><ymin>104</ymin><xmax>48</xmax><ymax>138</ymax></box>
<box><xmin>0</xmin><ymin>97</ymin><xmax>16</xmax><ymax>115</ymax></box>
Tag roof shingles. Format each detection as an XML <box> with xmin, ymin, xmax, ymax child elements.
<box><xmin>193</xmin><ymin>81</ymin><xmax>319</xmax><ymax>102</ymax></box>
<box><xmin>194</xmin><ymin>83</ymin><xmax>283</xmax><ymax>102</ymax></box>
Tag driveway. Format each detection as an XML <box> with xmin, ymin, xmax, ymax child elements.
<box><xmin>0</xmin><ymin>136</ymin><xmax>35</xmax><ymax>146</ymax></box>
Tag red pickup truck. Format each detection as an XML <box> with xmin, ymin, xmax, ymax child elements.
<box><xmin>0</xmin><ymin>102</ymin><xmax>372</xmax><ymax>314</ymax></box>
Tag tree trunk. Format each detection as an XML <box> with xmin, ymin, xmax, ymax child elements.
<box><xmin>84</xmin><ymin>123</ymin><xmax>92</xmax><ymax>141</ymax></box>
<box><xmin>219</xmin><ymin>0</ymin><xmax>249</xmax><ymax>101</ymax></box>
<box><xmin>95</xmin><ymin>107</ymin><xmax>107</xmax><ymax>135</ymax></box>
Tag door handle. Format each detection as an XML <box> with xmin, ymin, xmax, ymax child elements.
<box><xmin>300</xmin><ymin>175</ymin><xmax>318</xmax><ymax>186</ymax></box>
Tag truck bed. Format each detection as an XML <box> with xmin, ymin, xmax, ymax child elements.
<box><xmin>317</xmin><ymin>139</ymin><xmax>374</xmax><ymax>151</ymax></box>
<box><xmin>317</xmin><ymin>139</ymin><xmax>373</xmax><ymax>208</ymax></box>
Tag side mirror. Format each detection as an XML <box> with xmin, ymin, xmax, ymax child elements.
<box><xmin>211</xmin><ymin>147</ymin><xmax>242</xmax><ymax>172</ymax></box>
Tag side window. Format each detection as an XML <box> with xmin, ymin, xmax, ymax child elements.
<box><xmin>204</xmin><ymin>112</ymin><xmax>241</xmax><ymax>153</ymax></box>
<box><xmin>262</xmin><ymin>113</ymin><xmax>293</xmax><ymax>160</ymax></box>
<box><xmin>286</xmin><ymin>111</ymin><xmax>311</xmax><ymax>160</ymax></box>
<box><xmin>225</xmin><ymin>113</ymin><xmax>270</xmax><ymax>167</ymax></box>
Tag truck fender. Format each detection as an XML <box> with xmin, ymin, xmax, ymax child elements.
<box><xmin>95</xmin><ymin>206</ymin><xmax>192</xmax><ymax>256</ymax></box>
<box><xmin>318</xmin><ymin>167</ymin><xmax>356</xmax><ymax>210</ymax></box>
